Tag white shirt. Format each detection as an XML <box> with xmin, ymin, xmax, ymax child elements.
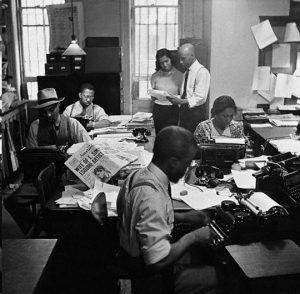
<box><xmin>180</xmin><ymin>60</ymin><xmax>210</xmax><ymax>108</ymax></box>
<box><xmin>63</xmin><ymin>101</ymin><xmax>109</xmax><ymax>122</ymax></box>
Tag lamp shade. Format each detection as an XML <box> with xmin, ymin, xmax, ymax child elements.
<box><xmin>283</xmin><ymin>22</ymin><xmax>300</xmax><ymax>42</ymax></box>
<box><xmin>62</xmin><ymin>40</ymin><xmax>87</xmax><ymax>56</ymax></box>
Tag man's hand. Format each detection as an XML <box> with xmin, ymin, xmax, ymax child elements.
<box><xmin>191</xmin><ymin>226</ymin><xmax>219</xmax><ymax>246</ymax></box>
<box><xmin>166</xmin><ymin>94</ymin><xmax>183</xmax><ymax>105</ymax></box>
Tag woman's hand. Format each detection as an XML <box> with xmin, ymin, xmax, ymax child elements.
<box><xmin>166</xmin><ymin>94</ymin><xmax>184</xmax><ymax>105</ymax></box>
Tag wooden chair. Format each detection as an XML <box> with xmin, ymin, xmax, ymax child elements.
<box><xmin>33</xmin><ymin>162</ymin><xmax>63</xmax><ymax>237</ymax></box>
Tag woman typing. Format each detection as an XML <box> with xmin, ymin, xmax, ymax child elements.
<box><xmin>194</xmin><ymin>95</ymin><xmax>244</xmax><ymax>144</ymax></box>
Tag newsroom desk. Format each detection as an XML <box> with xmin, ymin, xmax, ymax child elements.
<box><xmin>246</xmin><ymin>125</ymin><xmax>295</xmax><ymax>156</ymax></box>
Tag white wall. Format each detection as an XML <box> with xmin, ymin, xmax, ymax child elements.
<box><xmin>209</xmin><ymin>0</ymin><xmax>289</xmax><ymax>110</ymax></box>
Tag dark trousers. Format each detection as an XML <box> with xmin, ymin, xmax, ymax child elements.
<box><xmin>153</xmin><ymin>104</ymin><xmax>179</xmax><ymax>135</ymax></box>
<box><xmin>179</xmin><ymin>104</ymin><xmax>206</xmax><ymax>134</ymax></box>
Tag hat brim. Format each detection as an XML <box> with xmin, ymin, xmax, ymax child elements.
<box><xmin>34</xmin><ymin>97</ymin><xmax>65</xmax><ymax>109</ymax></box>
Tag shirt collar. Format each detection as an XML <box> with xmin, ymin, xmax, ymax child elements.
<box><xmin>147</xmin><ymin>162</ymin><xmax>169</xmax><ymax>189</ymax></box>
<box><xmin>77</xmin><ymin>100</ymin><xmax>93</xmax><ymax>110</ymax></box>
<box><xmin>188</xmin><ymin>59</ymin><xmax>202</xmax><ymax>72</ymax></box>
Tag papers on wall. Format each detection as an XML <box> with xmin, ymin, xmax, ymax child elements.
<box><xmin>65</xmin><ymin>142</ymin><xmax>138</xmax><ymax>188</ymax></box>
<box><xmin>258</xmin><ymin>73</ymin><xmax>277</xmax><ymax>102</ymax></box>
<box><xmin>251</xmin><ymin>19</ymin><xmax>278</xmax><ymax>50</ymax></box>
<box><xmin>294</xmin><ymin>52</ymin><xmax>300</xmax><ymax>77</ymax></box>
<box><xmin>214</xmin><ymin>137</ymin><xmax>245</xmax><ymax>145</ymax></box>
<box><xmin>272</xmin><ymin>44</ymin><xmax>291</xmax><ymax>68</ymax></box>
<box><xmin>148</xmin><ymin>89</ymin><xmax>169</xmax><ymax>102</ymax></box>
<box><xmin>231</xmin><ymin>169</ymin><xmax>256</xmax><ymax>189</ymax></box>
<box><xmin>47</xmin><ymin>2</ymin><xmax>84</xmax><ymax>51</ymax></box>
<box><xmin>269</xmin><ymin>139</ymin><xmax>300</xmax><ymax>155</ymax></box>
<box><xmin>274</xmin><ymin>73</ymin><xmax>293</xmax><ymax>98</ymax></box>
<box><xmin>292</xmin><ymin>76</ymin><xmax>300</xmax><ymax>98</ymax></box>
<box><xmin>251</xmin><ymin>66</ymin><xmax>270</xmax><ymax>91</ymax></box>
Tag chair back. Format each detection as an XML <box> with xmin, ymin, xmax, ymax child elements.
<box><xmin>37</xmin><ymin>162</ymin><xmax>58</xmax><ymax>208</ymax></box>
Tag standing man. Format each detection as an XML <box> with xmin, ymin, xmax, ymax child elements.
<box><xmin>63</xmin><ymin>83</ymin><xmax>111</xmax><ymax>130</ymax></box>
<box><xmin>114</xmin><ymin>126</ymin><xmax>220</xmax><ymax>294</ymax></box>
<box><xmin>167</xmin><ymin>43</ymin><xmax>210</xmax><ymax>133</ymax></box>
<box><xmin>27</xmin><ymin>88</ymin><xmax>90</xmax><ymax>147</ymax></box>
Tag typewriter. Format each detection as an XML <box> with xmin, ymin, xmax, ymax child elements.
<box><xmin>254</xmin><ymin>153</ymin><xmax>300</xmax><ymax>206</ymax></box>
<box><xmin>196</xmin><ymin>137</ymin><xmax>246</xmax><ymax>173</ymax></box>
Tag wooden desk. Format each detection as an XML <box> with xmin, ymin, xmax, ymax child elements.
<box><xmin>3</xmin><ymin>239</ymin><xmax>57</xmax><ymax>294</ymax></box>
<box><xmin>252</xmin><ymin>126</ymin><xmax>295</xmax><ymax>141</ymax></box>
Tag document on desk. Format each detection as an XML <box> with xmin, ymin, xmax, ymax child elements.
<box><xmin>171</xmin><ymin>183</ymin><xmax>238</xmax><ymax>211</ymax></box>
<box><xmin>214</xmin><ymin>137</ymin><xmax>245</xmax><ymax>145</ymax></box>
<box><xmin>269</xmin><ymin>139</ymin><xmax>300</xmax><ymax>155</ymax></box>
<box><xmin>231</xmin><ymin>170</ymin><xmax>256</xmax><ymax>189</ymax></box>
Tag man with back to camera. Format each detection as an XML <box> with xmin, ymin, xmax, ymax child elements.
<box><xmin>27</xmin><ymin>88</ymin><xmax>90</xmax><ymax>147</ymax></box>
<box><xmin>167</xmin><ymin>43</ymin><xmax>210</xmax><ymax>133</ymax></box>
<box><xmin>114</xmin><ymin>126</ymin><xmax>221</xmax><ymax>294</ymax></box>
<box><xmin>63</xmin><ymin>83</ymin><xmax>111</xmax><ymax>131</ymax></box>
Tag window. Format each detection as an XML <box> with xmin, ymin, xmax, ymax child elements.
<box><xmin>132</xmin><ymin>0</ymin><xmax>179</xmax><ymax>99</ymax></box>
<box><xmin>19</xmin><ymin>0</ymin><xmax>65</xmax><ymax>99</ymax></box>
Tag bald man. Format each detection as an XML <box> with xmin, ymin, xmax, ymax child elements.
<box><xmin>167</xmin><ymin>43</ymin><xmax>210</xmax><ymax>133</ymax></box>
<box><xmin>114</xmin><ymin>126</ymin><xmax>220</xmax><ymax>293</ymax></box>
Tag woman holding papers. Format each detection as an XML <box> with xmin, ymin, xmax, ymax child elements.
<box><xmin>194</xmin><ymin>95</ymin><xmax>245</xmax><ymax>143</ymax></box>
<box><xmin>150</xmin><ymin>48</ymin><xmax>183</xmax><ymax>134</ymax></box>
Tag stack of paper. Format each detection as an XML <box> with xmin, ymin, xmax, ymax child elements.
<box><xmin>269</xmin><ymin>114</ymin><xmax>300</xmax><ymax>127</ymax></box>
<box><xmin>269</xmin><ymin>139</ymin><xmax>300</xmax><ymax>155</ymax></box>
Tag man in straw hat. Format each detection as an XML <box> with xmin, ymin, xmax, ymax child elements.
<box><xmin>27</xmin><ymin>88</ymin><xmax>91</xmax><ymax>147</ymax></box>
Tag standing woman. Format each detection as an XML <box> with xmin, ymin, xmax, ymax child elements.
<box><xmin>150</xmin><ymin>48</ymin><xmax>183</xmax><ymax>134</ymax></box>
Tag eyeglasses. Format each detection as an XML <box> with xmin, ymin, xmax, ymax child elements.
<box><xmin>82</xmin><ymin>94</ymin><xmax>94</xmax><ymax>99</ymax></box>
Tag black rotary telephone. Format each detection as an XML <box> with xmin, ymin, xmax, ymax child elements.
<box><xmin>194</xmin><ymin>164</ymin><xmax>224</xmax><ymax>188</ymax></box>
<box><xmin>132</xmin><ymin>128</ymin><xmax>151</xmax><ymax>143</ymax></box>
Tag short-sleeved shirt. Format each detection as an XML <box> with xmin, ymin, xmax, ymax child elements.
<box><xmin>27</xmin><ymin>114</ymin><xmax>91</xmax><ymax>147</ymax></box>
<box><xmin>117</xmin><ymin>163</ymin><xmax>174</xmax><ymax>265</ymax></box>
<box><xmin>194</xmin><ymin>118</ymin><xmax>244</xmax><ymax>144</ymax></box>
<box><xmin>151</xmin><ymin>68</ymin><xmax>183</xmax><ymax>106</ymax></box>
<box><xmin>63</xmin><ymin>101</ymin><xmax>109</xmax><ymax>122</ymax></box>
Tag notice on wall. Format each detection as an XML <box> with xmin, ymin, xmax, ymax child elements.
<box><xmin>274</xmin><ymin>73</ymin><xmax>293</xmax><ymax>98</ymax></box>
<box><xmin>251</xmin><ymin>19</ymin><xmax>277</xmax><ymax>50</ymax></box>
<box><xmin>258</xmin><ymin>72</ymin><xmax>277</xmax><ymax>102</ymax></box>
<box><xmin>272</xmin><ymin>43</ymin><xmax>291</xmax><ymax>68</ymax></box>
<box><xmin>251</xmin><ymin>66</ymin><xmax>270</xmax><ymax>91</ymax></box>
<box><xmin>47</xmin><ymin>2</ymin><xmax>84</xmax><ymax>51</ymax></box>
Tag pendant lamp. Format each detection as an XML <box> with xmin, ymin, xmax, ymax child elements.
<box><xmin>62</xmin><ymin>0</ymin><xmax>86</xmax><ymax>56</ymax></box>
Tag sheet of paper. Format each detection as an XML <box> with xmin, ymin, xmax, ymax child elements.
<box><xmin>214</xmin><ymin>137</ymin><xmax>245</xmax><ymax>144</ymax></box>
<box><xmin>249</xmin><ymin>192</ymin><xmax>282</xmax><ymax>212</ymax></box>
<box><xmin>258</xmin><ymin>73</ymin><xmax>277</xmax><ymax>102</ymax></box>
<box><xmin>274</xmin><ymin>73</ymin><xmax>293</xmax><ymax>98</ymax></box>
<box><xmin>272</xmin><ymin>44</ymin><xmax>291</xmax><ymax>68</ymax></box>
<box><xmin>292</xmin><ymin>76</ymin><xmax>300</xmax><ymax>98</ymax></box>
<box><xmin>251</xmin><ymin>66</ymin><xmax>270</xmax><ymax>91</ymax></box>
<box><xmin>269</xmin><ymin>139</ymin><xmax>300</xmax><ymax>155</ymax></box>
<box><xmin>232</xmin><ymin>170</ymin><xmax>256</xmax><ymax>189</ymax></box>
<box><xmin>148</xmin><ymin>89</ymin><xmax>169</xmax><ymax>102</ymax></box>
<box><xmin>294</xmin><ymin>52</ymin><xmax>300</xmax><ymax>77</ymax></box>
<box><xmin>250</xmin><ymin>123</ymin><xmax>273</xmax><ymax>128</ymax></box>
<box><xmin>251</xmin><ymin>19</ymin><xmax>278</xmax><ymax>50</ymax></box>
<box><xmin>177</xmin><ymin>188</ymin><xmax>238</xmax><ymax>211</ymax></box>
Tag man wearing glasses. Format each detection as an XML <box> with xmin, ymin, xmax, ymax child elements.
<box><xmin>63</xmin><ymin>83</ymin><xmax>111</xmax><ymax>130</ymax></box>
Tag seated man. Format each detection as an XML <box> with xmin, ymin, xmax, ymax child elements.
<box><xmin>194</xmin><ymin>95</ymin><xmax>244</xmax><ymax>144</ymax></box>
<box><xmin>63</xmin><ymin>83</ymin><xmax>111</xmax><ymax>130</ymax></box>
<box><xmin>27</xmin><ymin>88</ymin><xmax>90</xmax><ymax>147</ymax></box>
<box><xmin>116</xmin><ymin>126</ymin><xmax>220</xmax><ymax>294</ymax></box>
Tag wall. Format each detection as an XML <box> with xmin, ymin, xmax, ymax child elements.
<box><xmin>81</xmin><ymin>0</ymin><xmax>120</xmax><ymax>37</ymax></box>
<box><xmin>209</xmin><ymin>0</ymin><xmax>289</xmax><ymax>110</ymax></box>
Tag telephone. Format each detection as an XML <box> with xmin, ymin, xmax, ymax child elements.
<box><xmin>132</xmin><ymin>128</ymin><xmax>151</xmax><ymax>143</ymax></box>
<box><xmin>193</xmin><ymin>164</ymin><xmax>224</xmax><ymax>188</ymax></box>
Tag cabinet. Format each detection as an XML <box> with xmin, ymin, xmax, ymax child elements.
<box><xmin>37</xmin><ymin>73</ymin><xmax>121</xmax><ymax>115</ymax></box>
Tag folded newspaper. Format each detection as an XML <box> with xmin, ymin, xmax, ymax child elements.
<box><xmin>65</xmin><ymin>142</ymin><xmax>138</xmax><ymax>188</ymax></box>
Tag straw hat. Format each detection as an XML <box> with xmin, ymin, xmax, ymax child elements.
<box><xmin>35</xmin><ymin>88</ymin><xmax>65</xmax><ymax>109</ymax></box>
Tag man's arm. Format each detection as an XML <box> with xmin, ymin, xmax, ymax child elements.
<box><xmin>149</xmin><ymin>226</ymin><xmax>215</xmax><ymax>272</ymax></box>
<box><xmin>187</xmin><ymin>67</ymin><xmax>210</xmax><ymax>108</ymax></box>
<box><xmin>26</xmin><ymin>120</ymin><xmax>39</xmax><ymax>147</ymax></box>
<box><xmin>87</xmin><ymin>105</ymin><xmax>111</xmax><ymax>129</ymax></box>
<box><xmin>175</xmin><ymin>210</ymin><xmax>210</xmax><ymax>226</ymax></box>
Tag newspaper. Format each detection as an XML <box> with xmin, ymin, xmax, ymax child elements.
<box><xmin>65</xmin><ymin>142</ymin><xmax>138</xmax><ymax>188</ymax></box>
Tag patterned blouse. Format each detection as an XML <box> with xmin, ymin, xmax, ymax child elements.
<box><xmin>194</xmin><ymin>119</ymin><xmax>245</xmax><ymax>144</ymax></box>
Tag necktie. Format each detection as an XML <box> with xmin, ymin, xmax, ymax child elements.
<box><xmin>181</xmin><ymin>69</ymin><xmax>190</xmax><ymax>99</ymax></box>
<box><xmin>49</xmin><ymin>124</ymin><xmax>57</xmax><ymax>145</ymax></box>
<box><xmin>168</xmin><ymin>183</ymin><xmax>172</xmax><ymax>197</ymax></box>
